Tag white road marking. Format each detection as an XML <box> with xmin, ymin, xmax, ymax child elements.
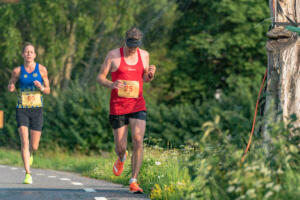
<box><xmin>48</xmin><ymin>175</ymin><xmax>57</xmax><ymax>178</ymax></box>
<box><xmin>60</xmin><ymin>178</ymin><xmax>71</xmax><ymax>181</ymax></box>
<box><xmin>10</xmin><ymin>167</ymin><xmax>18</xmax><ymax>170</ymax></box>
<box><xmin>0</xmin><ymin>165</ymin><xmax>6</xmax><ymax>168</ymax></box>
<box><xmin>84</xmin><ymin>188</ymin><xmax>96</xmax><ymax>192</ymax></box>
<box><xmin>72</xmin><ymin>182</ymin><xmax>83</xmax><ymax>186</ymax></box>
<box><xmin>94</xmin><ymin>198</ymin><xmax>107</xmax><ymax>200</ymax></box>
<box><xmin>36</xmin><ymin>173</ymin><xmax>44</xmax><ymax>176</ymax></box>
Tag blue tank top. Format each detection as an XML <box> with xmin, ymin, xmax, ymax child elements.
<box><xmin>17</xmin><ymin>63</ymin><xmax>44</xmax><ymax>108</ymax></box>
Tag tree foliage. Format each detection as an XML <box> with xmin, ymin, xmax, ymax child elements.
<box><xmin>165</xmin><ymin>0</ymin><xmax>269</xmax><ymax>104</ymax></box>
<box><xmin>0</xmin><ymin>0</ymin><xmax>177</xmax><ymax>89</ymax></box>
<box><xmin>0</xmin><ymin>0</ymin><xmax>272</xmax><ymax>152</ymax></box>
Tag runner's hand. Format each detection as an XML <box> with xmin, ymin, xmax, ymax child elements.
<box><xmin>111</xmin><ymin>80</ymin><xmax>125</xmax><ymax>89</ymax></box>
<box><xmin>8</xmin><ymin>83</ymin><xmax>15</xmax><ymax>92</ymax></box>
<box><xmin>148</xmin><ymin>65</ymin><xmax>156</xmax><ymax>79</ymax></box>
<box><xmin>33</xmin><ymin>81</ymin><xmax>43</xmax><ymax>90</ymax></box>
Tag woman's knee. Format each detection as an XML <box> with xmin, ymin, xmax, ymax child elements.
<box><xmin>31</xmin><ymin>144</ymin><xmax>39</xmax><ymax>151</ymax></box>
<box><xmin>21</xmin><ymin>140</ymin><xmax>29</xmax><ymax>148</ymax></box>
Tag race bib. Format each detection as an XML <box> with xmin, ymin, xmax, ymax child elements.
<box><xmin>21</xmin><ymin>91</ymin><xmax>42</xmax><ymax>107</ymax></box>
<box><xmin>118</xmin><ymin>80</ymin><xmax>139</xmax><ymax>98</ymax></box>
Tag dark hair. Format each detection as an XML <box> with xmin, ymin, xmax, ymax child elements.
<box><xmin>125</xmin><ymin>27</ymin><xmax>143</xmax><ymax>40</ymax></box>
<box><xmin>22</xmin><ymin>42</ymin><xmax>35</xmax><ymax>53</ymax></box>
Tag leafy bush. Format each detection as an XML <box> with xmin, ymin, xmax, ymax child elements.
<box><xmin>175</xmin><ymin>116</ymin><xmax>300</xmax><ymax>200</ymax></box>
<box><xmin>42</xmin><ymin>83</ymin><xmax>113</xmax><ymax>152</ymax></box>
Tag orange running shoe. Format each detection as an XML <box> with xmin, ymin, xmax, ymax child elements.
<box><xmin>129</xmin><ymin>182</ymin><xmax>144</xmax><ymax>193</ymax></box>
<box><xmin>113</xmin><ymin>151</ymin><xmax>128</xmax><ymax>176</ymax></box>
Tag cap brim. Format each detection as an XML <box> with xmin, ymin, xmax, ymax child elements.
<box><xmin>126</xmin><ymin>39</ymin><xmax>142</xmax><ymax>47</ymax></box>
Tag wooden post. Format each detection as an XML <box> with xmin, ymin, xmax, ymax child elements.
<box><xmin>263</xmin><ymin>0</ymin><xmax>300</xmax><ymax>144</ymax></box>
<box><xmin>0</xmin><ymin>110</ymin><xmax>3</xmax><ymax>129</ymax></box>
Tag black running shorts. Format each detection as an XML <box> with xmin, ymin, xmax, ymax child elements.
<box><xmin>16</xmin><ymin>108</ymin><xmax>43</xmax><ymax>131</ymax></box>
<box><xmin>109</xmin><ymin>111</ymin><xmax>147</xmax><ymax>129</ymax></box>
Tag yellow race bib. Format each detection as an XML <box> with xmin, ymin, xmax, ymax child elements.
<box><xmin>118</xmin><ymin>80</ymin><xmax>139</xmax><ymax>98</ymax></box>
<box><xmin>21</xmin><ymin>91</ymin><xmax>42</xmax><ymax>107</ymax></box>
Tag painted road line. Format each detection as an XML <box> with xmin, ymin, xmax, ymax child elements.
<box><xmin>0</xmin><ymin>165</ymin><xmax>6</xmax><ymax>168</ymax></box>
<box><xmin>10</xmin><ymin>167</ymin><xmax>18</xmax><ymax>170</ymax></box>
<box><xmin>84</xmin><ymin>188</ymin><xmax>96</xmax><ymax>192</ymax></box>
<box><xmin>95</xmin><ymin>198</ymin><xmax>107</xmax><ymax>200</ymax></box>
<box><xmin>71</xmin><ymin>182</ymin><xmax>83</xmax><ymax>186</ymax></box>
<box><xmin>36</xmin><ymin>173</ymin><xmax>44</xmax><ymax>176</ymax></box>
<box><xmin>48</xmin><ymin>175</ymin><xmax>57</xmax><ymax>178</ymax></box>
<box><xmin>59</xmin><ymin>178</ymin><xmax>71</xmax><ymax>181</ymax></box>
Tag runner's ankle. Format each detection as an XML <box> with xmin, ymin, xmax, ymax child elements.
<box><xmin>120</xmin><ymin>153</ymin><xmax>126</xmax><ymax>162</ymax></box>
<box><xmin>129</xmin><ymin>178</ymin><xmax>137</xmax><ymax>184</ymax></box>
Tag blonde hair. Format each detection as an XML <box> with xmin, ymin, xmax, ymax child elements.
<box><xmin>22</xmin><ymin>42</ymin><xmax>35</xmax><ymax>53</ymax></box>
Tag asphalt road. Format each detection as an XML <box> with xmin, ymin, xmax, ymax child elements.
<box><xmin>0</xmin><ymin>164</ymin><xmax>149</xmax><ymax>200</ymax></box>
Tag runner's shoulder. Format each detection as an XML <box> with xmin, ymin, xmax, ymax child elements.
<box><xmin>13</xmin><ymin>66</ymin><xmax>21</xmax><ymax>75</ymax></box>
<box><xmin>139</xmin><ymin>48</ymin><xmax>149</xmax><ymax>57</ymax></box>
<box><xmin>107</xmin><ymin>48</ymin><xmax>121</xmax><ymax>59</ymax></box>
<box><xmin>38</xmin><ymin>64</ymin><xmax>48</xmax><ymax>75</ymax></box>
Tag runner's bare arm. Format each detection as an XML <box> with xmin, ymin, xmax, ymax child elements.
<box><xmin>35</xmin><ymin>65</ymin><xmax>50</xmax><ymax>94</ymax></box>
<box><xmin>142</xmin><ymin>51</ymin><xmax>156</xmax><ymax>82</ymax></box>
<box><xmin>8</xmin><ymin>67</ymin><xmax>21</xmax><ymax>92</ymax></box>
<box><xmin>97</xmin><ymin>52</ymin><xmax>124</xmax><ymax>89</ymax></box>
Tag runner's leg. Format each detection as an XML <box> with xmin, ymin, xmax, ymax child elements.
<box><xmin>30</xmin><ymin>130</ymin><xmax>41</xmax><ymax>153</ymax></box>
<box><xmin>129</xmin><ymin>118</ymin><xmax>146</xmax><ymax>179</ymax></box>
<box><xmin>29</xmin><ymin>107</ymin><xmax>43</xmax><ymax>154</ymax></box>
<box><xmin>19</xmin><ymin>126</ymin><xmax>30</xmax><ymax>174</ymax></box>
<box><xmin>113</xmin><ymin>125</ymin><xmax>128</xmax><ymax>159</ymax></box>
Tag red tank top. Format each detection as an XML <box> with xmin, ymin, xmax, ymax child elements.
<box><xmin>110</xmin><ymin>47</ymin><xmax>146</xmax><ymax>115</ymax></box>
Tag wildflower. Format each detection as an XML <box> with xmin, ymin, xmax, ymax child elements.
<box><xmin>227</xmin><ymin>186</ymin><xmax>235</xmax><ymax>193</ymax></box>
<box><xmin>235</xmin><ymin>187</ymin><xmax>242</xmax><ymax>192</ymax></box>
<box><xmin>246</xmin><ymin>189</ymin><xmax>255</xmax><ymax>197</ymax></box>
<box><xmin>177</xmin><ymin>181</ymin><xmax>184</xmax><ymax>185</ymax></box>
<box><xmin>276</xmin><ymin>168</ymin><xmax>283</xmax><ymax>174</ymax></box>
<box><xmin>266</xmin><ymin>182</ymin><xmax>274</xmax><ymax>188</ymax></box>
<box><xmin>264</xmin><ymin>191</ymin><xmax>273</xmax><ymax>199</ymax></box>
<box><xmin>155</xmin><ymin>161</ymin><xmax>161</xmax><ymax>166</ymax></box>
<box><xmin>273</xmin><ymin>185</ymin><xmax>281</xmax><ymax>192</ymax></box>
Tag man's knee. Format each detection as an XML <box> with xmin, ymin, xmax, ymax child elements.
<box><xmin>116</xmin><ymin>145</ymin><xmax>127</xmax><ymax>154</ymax></box>
<box><xmin>133</xmin><ymin>137</ymin><xmax>144</xmax><ymax>149</ymax></box>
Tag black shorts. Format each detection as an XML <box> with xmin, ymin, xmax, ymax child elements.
<box><xmin>16</xmin><ymin>108</ymin><xmax>43</xmax><ymax>131</ymax></box>
<box><xmin>109</xmin><ymin>111</ymin><xmax>147</xmax><ymax>129</ymax></box>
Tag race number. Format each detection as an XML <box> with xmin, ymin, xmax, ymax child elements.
<box><xmin>118</xmin><ymin>80</ymin><xmax>139</xmax><ymax>98</ymax></box>
<box><xmin>21</xmin><ymin>91</ymin><xmax>42</xmax><ymax>107</ymax></box>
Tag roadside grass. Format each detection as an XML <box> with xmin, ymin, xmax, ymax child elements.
<box><xmin>0</xmin><ymin>146</ymin><xmax>191</xmax><ymax>199</ymax></box>
<box><xmin>2</xmin><ymin>118</ymin><xmax>300</xmax><ymax>199</ymax></box>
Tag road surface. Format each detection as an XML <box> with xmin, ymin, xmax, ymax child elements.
<box><xmin>0</xmin><ymin>164</ymin><xmax>149</xmax><ymax>200</ymax></box>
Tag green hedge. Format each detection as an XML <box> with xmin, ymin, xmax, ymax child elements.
<box><xmin>0</xmin><ymin>79</ymin><xmax>257</xmax><ymax>152</ymax></box>
<box><xmin>0</xmin><ymin>83</ymin><xmax>113</xmax><ymax>152</ymax></box>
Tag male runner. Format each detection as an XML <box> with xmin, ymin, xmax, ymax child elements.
<box><xmin>97</xmin><ymin>27</ymin><xmax>156</xmax><ymax>193</ymax></box>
